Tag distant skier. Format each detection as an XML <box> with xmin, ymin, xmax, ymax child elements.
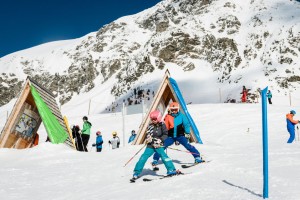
<box><xmin>286</xmin><ymin>110</ymin><xmax>300</xmax><ymax>143</ymax></box>
<box><xmin>151</xmin><ymin>102</ymin><xmax>203</xmax><ymax>168</ymax></box>
<box><xmin>128</xmin><ymin>130</ymin><xmax>136</xmax><ymax>143</ymax></box>
<box><xmin>81</xmin><ymin>116</ymin><xmax>92</xmax><ymax>152</ymax></box>
<box><xmin>92</xmin><ymin>131</ymin><xmax>103</xmax><ymax>152</ymax></box>
<box><xmin>267</xmin><ymin>90</ymin><xmax>272</xmax><ymax>104</ymax></box>
<box><xmin>109</xmin><ymin>132</ymin><xmax>120</xmax><ymax>149</ymax></box>
<box><xmin>241</xmin><ymin>86</ymin><xmax>248</xmax><ymax>103</ymax></box>
<box><xmin>131</xmin><ymin>110</ymin><xmax>179</xmax><ymax>181</ymax></box>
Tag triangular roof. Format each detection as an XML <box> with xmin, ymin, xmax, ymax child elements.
<box><xmin>0</xmin><ymin>77</ymin><xmax>74</xmax><ymax>149</ymax></box>
<box><xmin>133</xmin><ymin>70</ymin><xmax>203</xmax><ymax>145</ymax></box>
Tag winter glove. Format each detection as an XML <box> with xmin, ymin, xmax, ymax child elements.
<box><xmin>92</xmin><ymin>144</ymin><xmax>96</xmax><ymax>147</ymax></box>
<box><xmin>145</xmin><ymin>135</ymin><xmax>153</xmax><ymax>144</ymax></box>
<box><xmin>78</xmin><ymin>130</ymin><xmax>82</xmax><ymax>134</ymax></box>
<box><xmin>185</xmin><ymin>133</ymin><xmax>191</xmax><ymax>140</ymax></box>
<box><xmin>152</xmin><ymin>138</ymin><xmax>162</xmax><ymax>148</ymax></box>
<box><xmin>297</xmin><ymin>126</ymin><xmax>299</xmax><ymax>130</ymax></box>
<box><xmin>175</xmin><ymin>141</ymin><xmax>180</xmax><ymax>146</ymax></box>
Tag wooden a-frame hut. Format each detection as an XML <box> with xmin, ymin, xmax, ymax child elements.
<box><xmin>133</xmin><ymin>70</ymin><xmax>203</xmax><ymax>145</ymax></box>
<box><xmin>0</xmin><ymin>77</ymin><xmax>74</xmax><ymax>149</ymax></box>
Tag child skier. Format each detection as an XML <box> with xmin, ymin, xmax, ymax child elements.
<box><xmin>128</xmin><ymin>130</ymin><xmax>136</xmax><ymax>143</ymax></box>
<box><xmin>151</xmin><ymin>102</ymin><xmax>203</xmax><ymax>168</ymax></box>
<box><xmin>92</xmin><ymin>131</ymin><xmax>103</xmax><ymax>152</ymax></box>
<box><xmin>131</xmin><ymin>110</ymin><xmax>179</xmax><ymax>182</ymax></box>
<box><xmin>109</xmin><ymin>132</ymin><xmax>120</xmax><ymax>149</ymax></box>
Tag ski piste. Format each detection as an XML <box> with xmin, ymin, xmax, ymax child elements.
<box><xmin>181</xmin><ymin>160</ymin><xmax>210</xmax><ymax>168</ymax></box>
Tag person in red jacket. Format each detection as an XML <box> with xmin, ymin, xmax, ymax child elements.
<box><xmin>241</xmin><ymin>86</ymin><xmax>248</xmax><ymax>103</ymax></box>
<box><xmin>286</xmin><ymin>110</ymin><xmax>300</xmax><ymax>143</ymax></box>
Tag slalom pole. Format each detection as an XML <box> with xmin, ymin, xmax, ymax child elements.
<box><xmin>168</xmin><ymin>146</ymin><xmax>200</xmax><ymax>156</ymax></box>
<box><xmin>297</xmin><ymin>126</ymin><xmax>299</xmax><ymax>141</ymax></box>
<box><xmin>261</xmin><ymin>87</ymin><xmax>269</xmax><ymax>199</ymax></box>
<box><xmin>123</xmin><ymin>144</ymin><xmax>147</xmax><ymax>167</ymax></box>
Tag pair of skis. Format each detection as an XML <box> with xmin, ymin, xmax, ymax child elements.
<box><xmin>130</xmin><ymin>170</ymin><xmax>184</xmax><ymax>183</ymax></box>
<box><xmin>130</xmin><ymin>160</ymin><xmax>209</xmax><ymax>183</ymax></box>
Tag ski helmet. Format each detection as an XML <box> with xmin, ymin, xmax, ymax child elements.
<box><xmin>290</xmin><ymin>110</ymin><xmax>296</xmax><ymax>115</ymax></box>
<box><xmin>96</xmin><ymin>131</ymin><xmax>101</xmax><ymax>135</ymax></box>
<box><xmin>83</xmin><ymin>116</ymin><xmax>88</xmax><ymax>121</ymax></box>
<box><xmin>169</xmin><ymin>102</ymin><xmax>179</xmax><ymax>113</ymax></box>
<box><xmin>150</xmin><ymin>110</ymin><xmax>162</xmax><ymax>122</ymax></box>
<box><xmin>112</xmin><ymin>131</ymin><xmax>117</xmax><ymax>136</ymax></box>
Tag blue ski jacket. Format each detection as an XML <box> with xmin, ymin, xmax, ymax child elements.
<box><xmin>96</xmin><ymin>135</ymin><xmax>103</xmax><ymax>148</ymax></box>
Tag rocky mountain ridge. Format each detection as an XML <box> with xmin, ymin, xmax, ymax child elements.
<box><xmin>0</xmin><ymin>0</ymin><xmax>299</xmax><ymax>108</ymax></box>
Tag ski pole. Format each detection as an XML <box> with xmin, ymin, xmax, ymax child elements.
<box><xmin>167</xmin><ymin>146</ymin><xmax>201</xmax><ymax>156</ymax></box>
<box><xmin>123</xmin><ymin>144</ymin><xmax>146</xmax><ymax>167</ymax></box>
<box><xmin>297</xmin><ymin>126</ymin><xmax>299</xmax><ymax>141</ymax></box>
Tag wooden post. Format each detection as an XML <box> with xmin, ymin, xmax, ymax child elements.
<box><xmin>219</xmin><ymin>88</ymin><xmax>222</xmax><ymax>103</ymax></box>
<box><xmin>88</xmin><ymin>99</ymin><xmax>91</xmax><ymax>115</ymax></box>
<box><xmin>122</xmin><ymin>102</ymin><xmax>125</xmax><ymax>147</ymax></box>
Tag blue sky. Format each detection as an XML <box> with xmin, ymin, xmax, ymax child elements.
<box><xmin>0</xmin><ymin>0</ymin><xmax>161</xmax><ymax>58</ymax></box>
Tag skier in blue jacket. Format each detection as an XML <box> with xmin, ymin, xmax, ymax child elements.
<box><xmin>152</xmin><ymin>102</ymin><xmax>202</xmax><ymax>168</ymax></box>
<box><xmin>128</xmin><ymin>130</ymin><xmax>136</xmax><ymax>143</ymax></box>
<box><xmin>92</xmin><ymin>131</ymin><xmax>103</xmax><ymax>152</ymax></box>
<box><xmin>286</xmin><ymin>110</ymin><xmax>300</xmax><ymax>143</ymax></box>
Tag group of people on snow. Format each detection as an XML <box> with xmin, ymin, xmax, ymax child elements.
<box><xmin>69</xmin><ymin>97</ymin><xmax>298</xmax><ymax>182</ymax></box>
<box><xmin>241</xmin><ymin>86</ymin><xmax>272</xmax><ymax>104</ymax></box>
<box><xmin>71</xmin><ymin>116</ymin><xmax>124</xmax><ymax>152</ymax></box>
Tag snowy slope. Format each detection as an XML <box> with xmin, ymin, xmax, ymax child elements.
<box><xmin>0</xmin><ymin>103</ymin><xmax>300</xmax><ymax>200</ymax></box>
<box><xmin>1</xmin><ymin>1</ymin><xmax>300</xmax><ymax>198</ymax></box>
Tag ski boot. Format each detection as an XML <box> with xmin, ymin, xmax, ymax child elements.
<box><xmin>151</xmin><ymin>160</ymin><xmax>159</xmax><ymax>171</ymax></box>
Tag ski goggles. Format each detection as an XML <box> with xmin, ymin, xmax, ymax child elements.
<box><xmin>170</xmin><ymin>107</ymin><xmax>179</xmax><ymax>113</ymax></box>
<box><xmin>150</xmin><ymin>117</ymin><xmax>158</xmax><ymax>121</ymax></box>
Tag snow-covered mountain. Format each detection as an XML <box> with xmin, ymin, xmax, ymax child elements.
<box><xmin>0</xmin><ymin>0</ymin><xmax>300</xmax><ymax>110</ymax></box>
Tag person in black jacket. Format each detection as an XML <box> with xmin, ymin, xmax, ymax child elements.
<box><xmin>71</xmin><ymin>125</ymin><xmax>84</xmax><ymax>151</ymax></box>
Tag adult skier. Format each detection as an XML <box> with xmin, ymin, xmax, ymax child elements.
<box><xmin>152</xmin><ymin>102</ymin><xmax>203</xmax><ymax>168</ymax></box>
<box><xmin>71</xmin><ymin>125</ymin><xmax>84</xmax><ymax>151</ymax></box>
<box><xmin>81</xmin><ymin>116</ymin><xmax>92</xmax><ymax>152</ymax></box>
<box><xmin>241</xmin><ymin>86</ymin><xmax>248</xmax><ymax>103</ymax></box>
<box><xmin>131</xmin><ymin>110</ymin><xmax>179</xmax><ymax>181</ymax></box>
<box><xmin>286</xmin><ymin>110</ymin><xmax>300</xmax><ymax>143</ymax></box>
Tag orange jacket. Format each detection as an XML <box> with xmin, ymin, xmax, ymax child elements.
<box><xmin>286</xmin><ymin>114</ymin><xmax>299</xmax><ymax>124</ymax></box>
<box><xmin>164</xmin><ymin>114</ymin><xmax>174</xmax><ymax>130</ymax></box>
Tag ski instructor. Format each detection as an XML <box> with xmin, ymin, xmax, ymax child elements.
<box><xmin>286</xmin><ymin>110</ymin><xmax>300</xmax><ymax>143</ymax></box>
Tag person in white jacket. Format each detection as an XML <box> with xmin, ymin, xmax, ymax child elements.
<box><xmin>109</xmin><ymin>131</ymin><xmax>120</xmax><ymax>149</ymax></box>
